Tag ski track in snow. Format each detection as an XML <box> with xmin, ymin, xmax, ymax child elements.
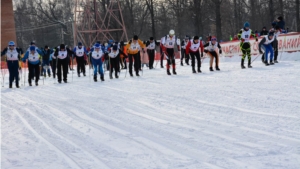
<box><xmin>1</xmin><ymin>60</ymin><xmax>300</xmax><ymax>169</ymax></box>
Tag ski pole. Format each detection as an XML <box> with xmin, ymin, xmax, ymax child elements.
<box><xmin>279</xmin><ymin>36</ymin><xmax>285</xmax><ymax>61</ymax></box>
<box><xmin>24</xmin><ymin>61</ymin><xmax>26</xmax><ymax>86</ymax></box>
<box><xmin>72</xmin><ymin>55</ymin><xmax>73</xmax><ymax>82</ymax></box>
<box><xmin>251</xmin><ymin>54</ymin><xmax>262</xmax><ymax>64</ymax></box>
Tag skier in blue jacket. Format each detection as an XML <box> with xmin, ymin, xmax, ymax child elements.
<box><xmin>1</xmin><ymin>41</ymin><xmax>23</xmax><ymax>88</ymax></box>
<box><xmin>22</xmin><ymin>46</ymin><xmax>43</xmax><ymax>86</ymax></box>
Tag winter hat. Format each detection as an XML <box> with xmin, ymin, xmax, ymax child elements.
<box><xmin>244</xmin><ymin>22</ymin><xmax>250</xmax><ymax>28</ymax></box>
<box><xmin>113</xmin><ymin>45</ymin><xmax>118</xmax><ymax>51</ymax></box>
<box><xmin>30</xmin><ymin>46</ymin><xmax>35</xmax><ymax>51</ymax></box>
<box><xmin>268</xmin><ymin>32</ymin><xmax>274</xmax><ymax>36</ymax></box>
<box><xmin>169</xmin><ymin>30</ymin><xmax>175</xmax><ymax>36</ymax></box>
<box><xmin>44</xmin><ymin>45</ymin><xmax>48</xmax><ymax>49</ymax></box>
<box><xmin>78</xmin><ymin>42</ymin><xmax>82</xmax><ymax>46</ymax></box>
<box><xmin>120</xmin><ymin>41</ymin><xmax>124</xmax><ymax>46</ymax></box>
<box><xmin>8</xmin><ymin>41</ymin><xmax>15</xmax><ymax>46</ymax></box>
<box><xmin>95</xmin><ymin>43</ymin><xmax>101</xmax><ymax>49</ymax></box>
<box><xmin>150</xmin><ymin>37</ymin><xmax>154</xmax><ymax>40</ymax></box>
<box><xmin>277</xmin><ymin>16</ymin><xmax>283</xmax><ymax>21</ymax></box>
<box><xmin>193</xmin><ymin>36</ymin><xmax>199</xmax><ymax>40</ymax></box>
<box><xmin>263</xmin><ymin>26</ymin><xmax>266</xmax><ymax>29</ymax></box>
<box><xmin>133</xmin><ymin>35</ymin><xmax>138</xmax><ymax>40</ymax></box>
<box><xmin>60</xmin><ymin>44</ymin><xmax>65</xmax><ymax>49</ymax></box>
<box><xmin>30</xmin><ymin>41</ymin><xmax>36</xmax><ymax>45</ymax></box>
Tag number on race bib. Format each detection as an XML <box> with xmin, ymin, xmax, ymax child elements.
<box><xmin>245</xmin><ymin>35</ymin><xmax>249</xmax><ymax>38</ymax></box>
<box><xmin>11</xmin><ymin>54</ymin><xmax>13</xmax><ymax>57</ymax></box>
<box><xmin>33</xmin><ymin>57</ymin><xmax>35</xmax><ymax>59</ymax></box>
<box><xmin>169</xmin><ymin>42</ymin><xmax>173</xmax><ymax>45</ymax></box>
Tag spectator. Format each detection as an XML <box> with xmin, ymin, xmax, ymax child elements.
<box><xmin>272</xmin><ymin>16</ymin><xmax>285</xmax><ymax>32</ymax></box>
<box><xmin>233</xmin><ymin>35</ymin><xmax>239</xmax><ymax>40</ymax></box>
<box><xmin>260</xmin><ymin>27</ymin><xmax>268</xmax><ymax>36</ymax></box>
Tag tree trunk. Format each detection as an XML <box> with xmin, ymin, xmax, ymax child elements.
<box><xmin>278</xmin><ymin>0</ymin><xmax>284</xmax><ymax>17</ymax></box>
<box><xmin>215</xmin><ymin>0</ymin><xmax>222</xmax><ymax>40</ymax></box>
<box><xmin>269</xmin><ymin>0</ymin><xmax>274</xmax><ymax>22</ymax></box>
<box><xmin>297</xmin><ymin>0</ymin><xmax>300</xmax><ymax>31</ymax></box>
<box><xmin>145</xmin><ymin>0</ymin><xmax>156</xmax><ymax>39</ymax></box>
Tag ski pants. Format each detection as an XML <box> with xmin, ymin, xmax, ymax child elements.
<box><xmin>181</xmin><ymin>49</ymin><xmax>189</xmax><ymax>63</ymax></box>
<box><xmin>42</xmin><ymin>60</ymin><xmax>51</xmax><ymax>76</ymax></box>
<box><xmin>92</xmin><ymin>59</ymin><xmax>104</xmax><ymax>77</ymax></box>
<box><xmin>28</xmin><ymin>62</ymin><xmax>40</xmax><ymax>83</ymax></box>
<box><xmin>165</xmin><ymin>48</ymin><xmax>175</xmax><ymax>69</ymax></box>
<box><xmin>263</xmin><ymin>44</ymin><xmax>274</xmax><ymax>62</ymax></box>
<box><xmin>128</xmin><ymin>52</ymin><xmax>141</xmax><ymax>74</ymax></box>
<box><xmin>147</xmin><ymin>49</ymin><xmax>155</xmax><ymax>69</ymax></box>
<box><xmin>76</xmin><ymin>56</ymin><xmax>86</xmax><ymax>74</ymax></box>
<box><xmin>57</xmin><ymin>58</ymin><xmax>68</xmax><ymax>82</ymax></box>
<box><xmin>160</xmin><ymin>46</ymin><xmax>164</xmax><ymax>67</ymax></box>
<box><xmin>7</xmin><ymin>60</ymin><xmax>19</xmax><ymax>85</ymax></box>
<box><xmin>190</xmin><ymin>52</ymin><xmax>201</xmax><ymax>69</ymax></box>
<box><xmin>240</xmin><ymin>42</ymin><xmax>251</xmax><ymax>64</ymax></box>
<box><xmin>109</xmin><ymin>56</ymin><xmax>120</xmax><ymax>75</ymax></box>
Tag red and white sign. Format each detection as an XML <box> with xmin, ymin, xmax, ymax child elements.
<box><xmin>220</xmin><ymin>32</ymin><xmax>300</xmax><ymax>57</ymax></box>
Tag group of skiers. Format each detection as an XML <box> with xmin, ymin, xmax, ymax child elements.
<box><xmin>1</xmin><ymin>19</ymin><xmax>285</xmax><ymax>88</ymax></box>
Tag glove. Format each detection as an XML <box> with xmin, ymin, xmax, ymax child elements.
<box><xmin>201</xmin><ymin>53</ymin><xmax>203</xmax><ymax>58</ymax></box>
<box><xmin>204</xmin><ymin>49</ymin><xmax>208</xmax><ymax>53</ymax></box>
<box><xmin>259</xmin><ymin>50</ymin><xmax>263</xmax><ymax>54</ymax></box>
<box><xmin>219</xmin><ymin>50</ymin><xmax>222</xmax><ymax>54</ymax></box>
<box><xmin>241</xmin><ymin>38</ymin><xmax>245</xmax><ymax>42</ymax></box>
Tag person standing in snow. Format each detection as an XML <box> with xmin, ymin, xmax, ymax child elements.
<box><xmin>146</xmin><ymin>37</ymin><xmax>158</xmax><ymax>69</ymax></box>
<box><xmin>41</xmin><ymin>46</ymin><xmax>53</xmax><ymax>78</ymax></box>
<box><xmin>203</xmin><ymin>36</ymin><xmax>222</xmax><ymax>71</ymax></box>
<box><xmin>1</xmin><ymin>41</ymin><xmax>23</xmax><ymax>88</ymax></box>
<box><xmin>91</xmin><ymin>43</ymin><xmax>105</xmax><ymax>82</ymax></box>
<box><xmin>181</xmin><ymin>36</ymin><xmax>190</xmax><ymax>66</ymax></box>
<box><xmin>159</xmin><ymin>36</ymin><xmax>166</xmax><ymax>68</ymax></box>
<box><xmin>108</xmin><ymin>45</ymin><xmax>127</xmax><ymax>79</ymax></box>
<box><xmin>125</xmin><ymin>35</ymin><xmax>145</xmax><ymax>77</ymax></box>
<box><xmin>73</xmin><ymin>42</ymin><xmax>88</xmax><ymax>77</ymax></box>
<box><xmin>161</xmin><ymin>29</ymin><xmax>181</xmax><ymax>75</ymax></box>
<box><xmin>185</xmin><ymin>36</ymin><xmax>204</xmax><ymax>73</ymax></box>
<box><xmin>237</xmin><ymin>22</ymin><xmax>258</xmax><ymax>69</ymax></box>
<box><xmin>54</xmin><ymin>44</ymin><xmax>73</xmax><ymax>83</ymax></box>
<box><xmin>22</xmin><ymin>46</ymin><xmax>43</xmax><ymax>86</ymax></box>
<box><xmin>259</xmin><ymin>32</ymin><xmax>275</xmax><ymax>66</ymax></box>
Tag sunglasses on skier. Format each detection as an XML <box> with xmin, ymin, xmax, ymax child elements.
<box><xmin>211</xmin><ymin>38</ymin><xmax>217</xmax><ymax>41</ymax></box>
<box><xmin>9</xmin><ymin>45</ymin><xmax>15</xmax><ymax>47</ymax></box>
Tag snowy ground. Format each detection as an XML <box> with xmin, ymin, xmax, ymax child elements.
<box><xmin>1</xmin><ymin>54</ymin><xmax>300</xmax><ymax>169</ymax></box>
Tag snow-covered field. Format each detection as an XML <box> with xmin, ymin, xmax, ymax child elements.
<box><xmin>1</xmin><ymin>53</ymin><xmax>300</xmax><ymax>169</ymax></box>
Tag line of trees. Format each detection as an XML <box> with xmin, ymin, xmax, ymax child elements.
<box><xmin>13</xmin><ymin>0</ymin><xmax>300</xmax><ymax>50</ymax></box>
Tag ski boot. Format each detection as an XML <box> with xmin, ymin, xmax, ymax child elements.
<box><xmin>94</xmin><ymin>76</ymin><xmax>97</xmax><ymax>82</ymax></box>
<box><xmin>115</xmin><ymin>73</ymin><xmax>119</xmax><ymax>79</ymax></box>
<box><xmin>172</xmin><ymin>69</ymin><xmax>177</xmax><ymax>75</ymax></box>
<box><xmin>83</xmin><ymin>73</ymin><xmax>86</xmax><ymax>76</ymax></box>
<box><xmin>270</xmin><ymin>60</ymin><xmax>275</xmax><ymax>65</ymax></box>
<box><xmin>9</xmin><ymin>83</ymin><xmax>12</xmax><ymax>88</ymax></box>
<box><xmin>181</xmin><ymin>61</ymin><xmax>183</xmax><ymax>66</ymax></box>
<box><xmin>78</xmin><ymin>74</ymin><xmax>80</xmax><ymax>77</ymax></box>
<box><xmin>241</xmin><ymin>59</ymin><xmax>246</xmax><ymax>69</ymax></box>
<box><xmin>129</xmin><ymin>72</ymin><xmax>133</xmax><ymax>77</ymax></box>
<box><xmin>192</xmin><ymin>68</ymin><xmax>196</xmax><ymax>73</ymax></box>
<box><xmin>167</xmin><ymin>69</ymin><xmax>171</xmax><ymax>75</ymax></box>
<box><xmin>100</xmin><ymin>75</ymin><xmax>105</xmax><ymax>81</ymax></box>
<box><xmin>209</xmin><ymin>67</ymin><xmax>214</xmax><ymax>71</ymax></box>
<box><xmin>136</xmin><ymin>72</ymin><xmax>140</xmax><ymax>77</ymax></box>
<box><xmin>16</xmin><ymin>84</ymin><xmax>20</xmax><ymax>88</ymax></box>
<box><xmin>28</xmin><ymin>80</ymin><xmax>32</xmax><ymax>86</ymax></box>
<box><xmin>36</xmin><ymin>82</ymin><xmax>38</xmax><ymax>86</ymax></box>
<box><xmin>274</xmin><ymin>60</ymin><xmax>279</xmax><ymax>63</ymax></box>
<box><xmin>110</xmin><ymin>73</ymin><xmax>113</xmax><ymax>79</ymax></box>
<box><xmin>63</xmin><ymin>79</ymin><xmax>67</xmax><ymax>83</ymax></box>
<box><xmin>216</xmin><ymin>66</ymin><xmax>220</xmax><ymax>71</ymax></box>
<box><xmin>264</xmin><ymin>61</ymin><xmax>270</xmax><ymax>66</ymax></box>
<box><xmin>197</xmin><ymin>68</ymin><xmax>202</xmax><ymax>73</ymax></box>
